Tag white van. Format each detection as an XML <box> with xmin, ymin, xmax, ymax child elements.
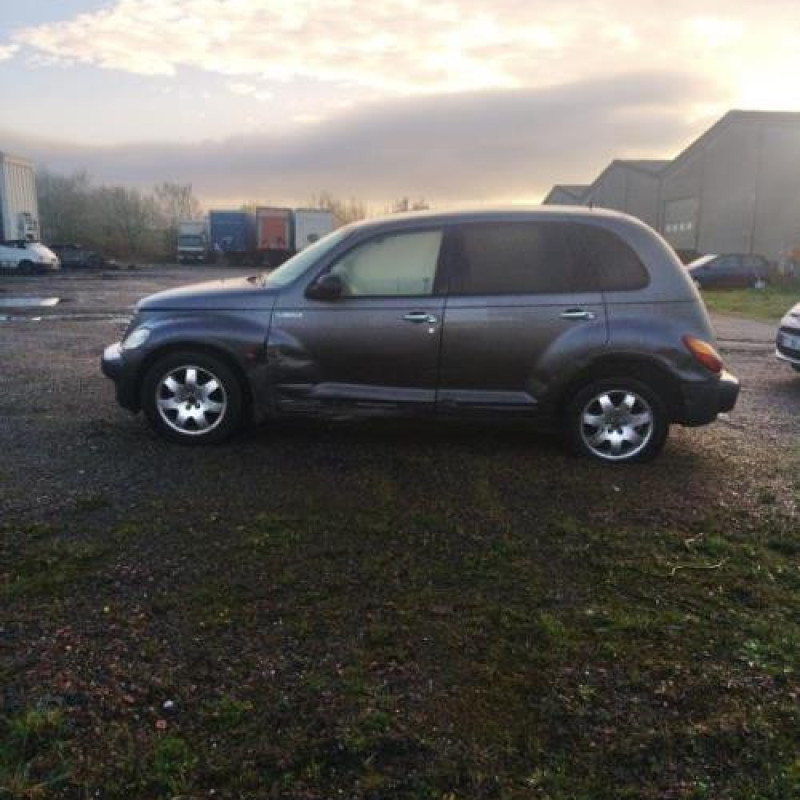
<box><xmin>0</xmin><ymin>240</ymin><xmax>60</xmax><ymax>272</ymax></box>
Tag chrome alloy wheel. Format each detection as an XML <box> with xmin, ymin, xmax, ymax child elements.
<box><xmin>579</xmin><ymin>389</ymin><xmax>654</xmax><ymax>462</ymax></box>
<box><xmin>155</xmin><ymin>365</ymin><xmax>227</xmax><ymax>436</ymax></box>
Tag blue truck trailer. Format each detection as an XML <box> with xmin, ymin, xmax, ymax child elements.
<box><xmin>208</xmin><ymin>210</ymin><xmax>257</xmax><ymax>264</ymax></box>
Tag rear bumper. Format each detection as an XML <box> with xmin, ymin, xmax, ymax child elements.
<box><xmin>679</xmin><ymin>369</ymin><xmax>739</xmax><ymax>426</ymax></box>
<box><xmin>101</xmin><ymin>343</ymin><xmax>140</xmax><ymax>412</ymax></box>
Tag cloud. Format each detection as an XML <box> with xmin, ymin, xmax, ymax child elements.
<box><xmin>0</xmin><ymin>71</ymin><xmax>715</xmax><ymax>205</ymax></box>
<box><xmin>8</xmin><ymin>0</ymin><xmax>784</xmax><ymax>100</ymax></box>
<box><xmin>226</xmin><ymin>81</ymin><xmax>273</xmax><ymax>101</ymax></box>
<box><xmin>0</xmin><ymin>44</ymin><xmax>18</xmax><ymax>62</ymax></box>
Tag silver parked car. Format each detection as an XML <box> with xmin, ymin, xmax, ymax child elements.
<box><xmin>102</xmin><ymin>208</ymin><xmax>739</xmax><ymax>463</ymax></box>
<box><xmin>776</xmin><ymin>301</ymin><xmax>800</xmax><ymax>372</ymax></box>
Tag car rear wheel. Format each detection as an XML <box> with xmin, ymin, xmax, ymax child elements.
<box><xmin>18</xmin><ymin>260</ymin><xmax>35</xmax><ymax>274</ymax></box>
<box><xmin>567</xmin><ymin>378</ymin><xmax>669</xmax><ymax>463</ymax></box>
<box><xmin>141</xmin><ymin>352</ymin><xmax>243</xmax><ymax>444</ymax></box>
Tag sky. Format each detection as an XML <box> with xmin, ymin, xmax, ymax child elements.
<box><xmin>1</xmin><ymin>0</ymin><xmax>799</xmax><ymax>207</ymax></box>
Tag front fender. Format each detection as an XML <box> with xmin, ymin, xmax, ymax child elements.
<box><xmin>125</xmin><ymin>310</ymin><xmax>273</xmax><ymax>418</ymax></box>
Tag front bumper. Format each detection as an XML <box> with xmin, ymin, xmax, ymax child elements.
<box><xmin>101</xmin><ymin>342</ymin><xmax>140</xmax><ymax>411</ymax></box>
<box><xmin>679</xmin><ymin>369</ymin><xmax>739</xmax><ymax>426</ymax></box>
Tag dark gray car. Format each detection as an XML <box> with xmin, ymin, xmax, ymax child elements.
<box><xmin>688</xmin><ymin>253</ymin><xmax>769</xmax><ymax>289</ymax></box>
<box><xmin>102</xmin><ymin>208</ymin><xmax>739</xmax><ymax>463</ymax></box>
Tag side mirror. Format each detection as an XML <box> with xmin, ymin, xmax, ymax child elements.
<box><xmin>307</xmin><ymin>273</ymin><xmax>344</xmax><ymax>300</ymax></box>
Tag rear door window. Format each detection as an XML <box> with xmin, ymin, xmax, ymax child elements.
<box><xmin>450</xmin><ymin>222</ymin><xmax>578</xmax><ymax>295</ymax></box>
<box><xmin>450</xmin><ymin>221</ymin><xmax>648</xmax><ymax>295</ymax></box>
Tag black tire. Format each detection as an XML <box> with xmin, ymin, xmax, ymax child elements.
<box><xmin>141</xmin><ymin>351</ymin><xmax>244</xmax><ymax>445</ymax></box>
<box><xmin>792</xmin><ymin>364</ymin><xmax>800</xmax><ymax>374</ymax></box>
<box><xmin>566</xmin><ymin>377</ymin><xmax>669</xmax><ymax>464</ymax></box>
<box><xmin>18</xmin><ymin>260</ymin><xmax>35</xmax><ymax>274</ymax></box>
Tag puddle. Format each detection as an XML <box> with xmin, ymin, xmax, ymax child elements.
<box><xmin>0</xmin><ymin>312</ymin><xmax>130</xmax><ymax>325</ymax></box>
<box><xmin>0</xmin><ymin>297</ymin><xmax>61</xmax><ymax>309</ymax></box>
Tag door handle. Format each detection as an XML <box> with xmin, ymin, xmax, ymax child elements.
<box><xmin>560</xmin><ymin>309</ymin><xmax>596</xmax><ymax>321</ymax></box>
<box><xmin>403</xmin><ymin>311</ymin><xmax>438</xmax><ymax>324</ymax></box>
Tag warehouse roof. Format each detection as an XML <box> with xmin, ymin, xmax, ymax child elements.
<box><xmin>663</xmin><ymin>110</ymin><xmax>800</xmax><ymax>176</ymax></box>
<box><xmin>542</xmin><ymin>184</ymin><xmax>588</xmax><ymax>203</ymax></box>
<box><xmin>586</xmin><ymin>159</ymin><xmax>670</xmax><ymax>192</ymax></box>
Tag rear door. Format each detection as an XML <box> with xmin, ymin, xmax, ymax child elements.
<box><xmin>270</xmin><ymin>226</ymin><xmax>448</xmax><ymax>414</ymax></box>
<box><xmin>437</xmin><ymin>221</ymin><xmax>607</xmax><ymax>416</ymax></box>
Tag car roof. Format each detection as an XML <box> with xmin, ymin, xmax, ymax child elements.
<box><xmin>344</xmin><ymin>205</ymin><xmax>646</xmax><ymax>234</ymax></box>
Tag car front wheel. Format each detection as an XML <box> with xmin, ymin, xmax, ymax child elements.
<box><xmin>567</xmin><ymin>378</ymin><xmax>669</xmax><ymax>463</ymax></box>
<box><xmin>141</xmin><ymin>352</ymin><xmax>243</xmax><ymax>444</ymax></box>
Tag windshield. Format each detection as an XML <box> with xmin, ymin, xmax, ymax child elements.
<box><xmin>178</xmin><ymin>235</ymin><xmax>204</xmax><ymax>246</ymax></box>
<box><xmin>262</xmin><ymin>227</ymin><xmax>352</xmax><ymax>288</ymax></box>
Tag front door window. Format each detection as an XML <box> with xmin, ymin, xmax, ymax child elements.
<box><xmin>329</xmin><ymin>230</ymin><xmax>442</xmax><ymax>297</ymax></box>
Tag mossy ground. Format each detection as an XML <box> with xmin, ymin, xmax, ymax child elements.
<box><xmin>3</xmin><ymin>438</ymin><xmax>800</xmax><ymax>799</ymax></box>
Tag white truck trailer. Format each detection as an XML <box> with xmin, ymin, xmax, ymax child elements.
<box><xmin>0</xmin><ymin>152</ymin><xmax>40</xmax><ymax>242</ymax></box>
<box><xmin>0</xmin><ymin>151</ymin><xmax>59</xmax><ymax>271</ymax></box>
<box><xmin>293</xmin><ymin>209</ymin><xmax>335</xmax><ymax>252</ymax></box>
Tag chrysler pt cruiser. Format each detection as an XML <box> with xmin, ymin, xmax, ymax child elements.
<box><xmin>102</xmin><ymin>208</ymin><xmax>739</xmax><ymax>463</ymax></box>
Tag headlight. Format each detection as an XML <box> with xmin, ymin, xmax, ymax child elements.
<box><xmin>122</xmin><ymin>327</ymin><xmax>151</xmax><ymax>350</ymax></box>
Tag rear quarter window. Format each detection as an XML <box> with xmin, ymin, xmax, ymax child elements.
<box><xmin>570</xmin><ymin>224</ymin><xmax>650</xmax><ymax>292</ymax></box>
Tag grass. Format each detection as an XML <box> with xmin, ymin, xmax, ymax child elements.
<box><xmin>700</xmin><ymin>283</ymin><xmax>799</xmax><ymax>321</ymax></box>
<box><xmin>3</xmin><ymin>444</ymin><xmax>800</xmax><ymax>798</ymax></box>
<box><xmin>0</xmin><ymin>709</ymin><xmax>70</xmax><ymax>798</ymax></box>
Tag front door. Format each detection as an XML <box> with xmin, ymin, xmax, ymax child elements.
<box><xmin>269</xmin><ymin>227</ymin><xmax>448</xmax><ymax>415</ymax></box>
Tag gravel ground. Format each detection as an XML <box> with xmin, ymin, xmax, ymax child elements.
<box><xmin>3</xmin><ymin>266</ymin><xmax>800</xmax><ymax>799</ymax></box>
<box><xmin>0</xmin><ymin>265</ymin><xmax>798</xmax><ymax>522</ymax></box>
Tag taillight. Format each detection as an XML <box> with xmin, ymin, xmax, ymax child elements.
<box><xmin>683</xmin><ymin>335</ymin><xmax>723</xmax><ymax>374</ymax></box>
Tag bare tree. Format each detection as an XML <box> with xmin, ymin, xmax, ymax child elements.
<box><xmin>390</xmin><ymin>196</ymin><xmax>430</xmax><ymax>214</ymax></box>
<box><xmin>309</xmin><ymin>191</ymin><xmax>367</xmax><ymax>224</ymax></box>
<box><xmin>36</xmin><ymin>168</ymin><xmax>93</xmax><ymax>243</ymax></box>
<box><xmin>154</xmin><ymin>182</ymin><xmax>202</xmax><ymax>225</ymax></box>
<box><xmin>154</xmin><ymin>182</ymin><xmax>202</xmax><ymax>255</ymax></box>
<box><xmin>98</xmin><ymin>186</ymin><xmax>160</xmax><ymax>257</ymax></box>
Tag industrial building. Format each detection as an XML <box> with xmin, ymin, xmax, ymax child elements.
<box><xmin>544</xmin><ymin>111</ymin><xmax>800</xmax><ymax>263</ymax></box>
<box><xmin>541</xmin><ymin>184</ymin><xmax>588</xmax><ymax>206</ymax></box>
<box><xmin>580</xmin><ymin>160</ymin><xmax>669</xmax><ymax>229</ymax></box>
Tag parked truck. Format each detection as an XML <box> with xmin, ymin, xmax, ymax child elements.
<box><xmin>208</xmin><ymin>210</ymin><xmax>257</xmax><ymax>265</ymax></box>
<box><xmin>256</xmin><ymin>207</ymin><xmax>336</xmax><ymax>268</ymax></box>
<box><xmin>0</xmin><ymin>151</ymin><xmax>40</xmax><ymax>242</ymax></box>
<box><xmin>177</xmin><ymin>219</ymin><xmax>209</xmax><ymax>263</ymax></box>
<box><xmin>209</xmin><ymin>207</ymin><xmax>336</xmax><ymax>268</ymax></box>
<box><xmin>256</xmin><ymin>206</ymin><xmax>293</xmax><ymax>268</ymax></box>
<box><xmin>0</xmin><ymin>151</ymin><xmax>60</xmax><ymax>272</ymax></box>
<box><xmin>293</xmin><ymin>209</ymin><xmax>335</xmax><ymax>252</ymax></box>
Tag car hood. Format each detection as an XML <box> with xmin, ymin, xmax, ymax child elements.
<box><xmin>780</xmin><ymin>301</ymin><xmax>800</xmax><ymax>330</ymax></box>
<box><xmin>138</xmin><ymin>276</ymin><xmax>277</xmax><ymax>311</ymax></box>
